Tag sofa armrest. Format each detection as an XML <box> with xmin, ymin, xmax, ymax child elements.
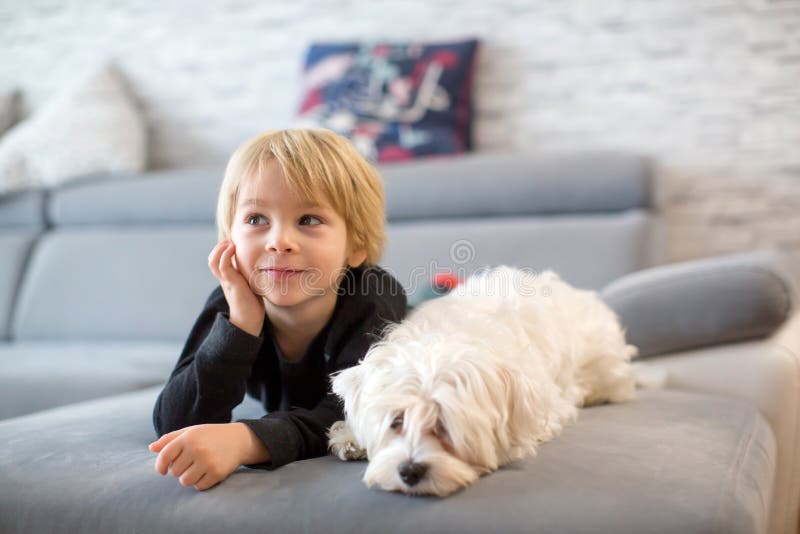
<box><xmin>601</xmin><ymin>249</ymin><xmax>798</xmax><ymax>359</ymax></box>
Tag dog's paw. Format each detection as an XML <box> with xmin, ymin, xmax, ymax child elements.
<box><xmin>331</xmin><ymin>440</ymin><xmax>368</xmax><ymax>461</ymax></box>
<box><xmin>328</xmin><ymin>420</ymin><xmax>368</xmax><ymax>461</ymax></box>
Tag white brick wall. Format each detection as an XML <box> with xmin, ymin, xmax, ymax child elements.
<box><xmin>1</xmin><ymin>0</ymin><xmax>799</xmax><ymax>262</ymax></box>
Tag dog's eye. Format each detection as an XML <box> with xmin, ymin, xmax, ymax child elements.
<box><xmin>434</xmin><ymin>419</ymin><xmax>447</xmax><ymax>438</ymax></box>
<box><xmin>390</xmin><ymin>414</ymin><xmax>404</xmax><ymax>431</ymax></box>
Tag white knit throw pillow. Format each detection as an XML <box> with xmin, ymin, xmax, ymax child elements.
<box><xmin>0</xmin><ymin>90</ymin><xmax>18</xmax><ymax>136</ymax></box>
<box><xmin>0</xmin><ymin>65</ymin><xmax>146</xmax><ymax>195</ymax></box>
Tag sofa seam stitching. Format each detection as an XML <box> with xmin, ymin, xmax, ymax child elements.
<box><xmin>715</xmin><ymin>412</ymin><xmax>758</xmax><ymax>534</ymax></box>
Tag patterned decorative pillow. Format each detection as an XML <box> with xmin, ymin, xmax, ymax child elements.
<box><xmin>295</xmin><ymin>39</ymin><xmax>479</xmax><ymax>163</ymax></box>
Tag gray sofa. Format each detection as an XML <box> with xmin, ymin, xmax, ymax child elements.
<box><xmin>0</xmin><ymin>152</ymin><xmax>798</xmax><ymax>534</ymax></box>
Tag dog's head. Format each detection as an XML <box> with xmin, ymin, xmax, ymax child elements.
<box><xmin>331</xmin><ymin>332</ymin><xmax>523</xmax><ymax>497</ymax></box>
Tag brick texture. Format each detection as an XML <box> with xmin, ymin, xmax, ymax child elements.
<box><xmin>1</xmin><ymin>0</ymin><xmax>799</xmax><ymax>262</ymax></box>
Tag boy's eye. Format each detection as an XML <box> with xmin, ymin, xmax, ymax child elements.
<box><xmin>299</xmin><ymin>214</ymin><xmax>322</xmax><ymax>226</ymax></box>
<box><xmin>246</xmin><ymin>214</ymin><xmax>267</xmax><ymax>225</ymax></box>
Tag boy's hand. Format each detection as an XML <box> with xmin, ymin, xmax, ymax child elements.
<box><xmin>208</xmin><ymin>240</ymin><xmax>265</xmax><ymax>337</ymax></box>
<box><xmin>149</xmin><ymin>423</ymin><xmax>253</xmax><ymax>491</ymax></box>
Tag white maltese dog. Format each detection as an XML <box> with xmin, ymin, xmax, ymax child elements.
<box><xmin>328</xmin><ymin>266</ymin><xmax>636</xmax><ymax>497</ymax></box>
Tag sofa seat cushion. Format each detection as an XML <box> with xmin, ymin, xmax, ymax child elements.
<box><xmin>0</xmin><ymin>387</ymin><xmax>774</xmax><ymax>534</ymax></box>
<box><xmin>0</xmin><ymin>341</ymin><xmax>180</xmax><ymax>419</ymax></box>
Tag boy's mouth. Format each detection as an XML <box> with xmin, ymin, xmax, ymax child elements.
<box><xmin>261</xmin><ymin>267</ymin><xmax>305</xmax><ymax>272</ymax></box>
<box><xmin>261</xmin><ymin>267</ymin><xmax>305</xmax><ymax>278</ymax></box>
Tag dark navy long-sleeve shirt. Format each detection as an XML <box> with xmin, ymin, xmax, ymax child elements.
<box><xmin>153</xmin><ymin>264</ymin><xmax>407</xmax><ymax>470</ymax></box>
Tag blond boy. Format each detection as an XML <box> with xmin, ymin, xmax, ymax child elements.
<box><xmin>149</xmin><ymin>129</ymin><xmax>407</xmax><ymax>490</ymax></box>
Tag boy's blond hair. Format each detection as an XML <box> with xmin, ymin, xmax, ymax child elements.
<box><xmin>216</xmin><ymin>128</ymin><xmax>386</xmax><ymax>266</ymax></box>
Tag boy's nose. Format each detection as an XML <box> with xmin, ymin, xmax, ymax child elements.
<box><xmin>266</xmin><ymin>228</ymin><xmax>298</xmax><ymax>253</ymax></box>
<box><xmin>268</xmin><ymin>243</ymin><xmax>294</xmax><ymax>253</ymax></box>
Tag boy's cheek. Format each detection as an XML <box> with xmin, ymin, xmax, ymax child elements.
<box><xmin>236</xmin><ymin>261</ymin><xmax>262</xmax><ymax>293</ymax></box>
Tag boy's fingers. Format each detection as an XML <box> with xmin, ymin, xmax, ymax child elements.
<box><xmin>179</xmin><ymin>464</ymin><xmax>205</xmax><ymax>488</ymax></box>
<box><xmin>207</xmin><ymin>241</ymin><xmax>227</xmax><ymax>263</ymax></box>
<box><xmin>218</xmin><ymin>243</ymin><xmax>236</xmax><ymax>277</ymax></box>
<box><xmin>149</xmin><ymin>439</ymin><xmax>170</xmax><ymax>453</ymax></box>
<box><xmin>194</xmin><ymin>474</ymin><xmax>218</xmax><ymax>491</ymax></box>
<box><xmin>154</xmin><ymin>441</ymin><xmax>183</xmax><ymax>476</ymax></box>
<box><xmin>148</xmin><ymin>439</ymin><xmax>163</xmax><ymax>452</ymax></box>
<box><xmin>150</xmin><ymin>428</ymin><xmax>184</xmax><ymax>447</ymax></box>
<box><xmin>208</xmin><ymin>241</ymin><xmax>231</xmax><ymax>280</ymax></box>
<box><xmin>168</xmin><ymin>452</ymin><xmax>193</xmax><ymax>478</ymax></box>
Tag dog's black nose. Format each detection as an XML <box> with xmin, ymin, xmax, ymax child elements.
<box><xmin>398</xmin><ymin>461</ymin><xmax>428</xmax><ymax>486</ymax></box>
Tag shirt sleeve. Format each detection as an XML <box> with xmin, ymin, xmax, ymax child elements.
<box><xmin>236</xmin><ymin>270</ymin><xmax>408</xmax><ymax>470</ymax></box>
<box><xmin>152</xmin><ymin>287</ymin><xmax>264</xmax><ymax>437</ymax></box>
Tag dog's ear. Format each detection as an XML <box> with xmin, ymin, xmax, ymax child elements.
<box><xmin>331</xmin><ymin>363</ymin><xmax>366</xmax><ymax>417</ymax></box>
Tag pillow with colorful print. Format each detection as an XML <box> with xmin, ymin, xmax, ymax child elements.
<box><xmin>407</xmin><ymin>272</ymin><xmax>464</xmax><ymax>309</ymax></box>
<box><xmin>295</xmin><ymin>38</ymin><xmax>479</xmax><ymax>163</ymax></box>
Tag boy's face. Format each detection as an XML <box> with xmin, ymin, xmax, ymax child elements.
<box><xmin>229</xmin><ymin>159</ymin><xmax>366</xmax><ymax>312</ymax></box>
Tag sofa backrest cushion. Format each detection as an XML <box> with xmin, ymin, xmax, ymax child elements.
<box><xmin>381</xmin><ymin>151</ymin><xmax>652</xmax><ymax>220</ymax></box>
<box><xmin>48</xmin><ymin>167</ymin><xmax>223</xmax><ymax>227</ymax></box>
<box><xmin>11</xmin><ymin>227</ymin><xmax>218</xmax><ymax>341</ymax></box>
<box><xmin>46</xmin><ymin>152</ymin><xmax>652</xmax><ymax>226</ymax></box>
<box><xmin>10</xmin><ymin>210</ymin><xmax>658</xmax><ymax>341</ymax></box>
<box><xmin>0</xmin><ymin>190</ymin><xmax>45</xmax><ymax>229</ymax></box>
<box><xmin>383</xmin><ymin>210</ymin><xmax>658</xmax><ymax>293</ymax></box>
<box><xmin>13</xmin><ymin>151</ymin><xmax>657</xmax><ymax>341</ymax></box>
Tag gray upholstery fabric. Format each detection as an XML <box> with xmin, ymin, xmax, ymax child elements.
<box><xmin>601</xmin><ymin>249</ymin><xmax>797</xmax><ymax>358</ymax></box>
<box><xmin>629</xmin><ymin>337</ymin><xmax>800</xmax><ymax>534</ymax></box>
<box><xmin>0</xmin><ymin>232</ymin><xmax>38</xmax><ymax>340</ymax></box>
<box><xmin>0</xmin><ymin>341</ymin><xmax>180</xmax><ymax>419</ymax></box>
<box><xmin>48</xmin><ymin>167</ymin><xmax>225</xmax><ymax>226</ymax></box>
<box><xmin>0</xmin><ymin>190</ymin><xmax>45</xmax><ymax>228</ymax></box>
<box><xmin>0</xmin><ymin>387</ymin><xmax>773</xmax><ymax>534</ymax></box>
<box><xmin>46</xmin><ymin>152</ymin><xmax>651</xmax><ymax>226</ymax></box>
<box><xmin>381</xmin><ymin>151</ymin><xmax>652</xmax><ymax>220</ymax></box>
<box><xmin>383</xmin><ymin>210</ymin><xmax>656</xmax><ymax>292</ymax></box>
<box><xmin>11</xmin><ymin>227</ymin><xmax>219</xmax><ymax>341</ymax></box>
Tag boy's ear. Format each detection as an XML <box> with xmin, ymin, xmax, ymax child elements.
<box><xmin>347</xmin><ymin>248</ymin><xmax>367</xmax><ymax>268</ymax></box>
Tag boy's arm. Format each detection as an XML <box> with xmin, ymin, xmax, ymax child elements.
<box><xmin>235</xmin><ymin>422</ymin><xmax>272</xmax><ymax>465</ymax></box>
<box><xmin>152</xmin><ymin>286</ymin><xmax>264</xmax><ymax>436</ymax></box>
<box><xmin>234</xmin><ymin>392</ymin><xmax>343</xmax><ymax>470</ymax></box>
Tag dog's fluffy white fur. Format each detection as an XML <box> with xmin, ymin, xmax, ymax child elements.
<box><xmin>329</xmin><ymin>266</ymin><xmax>636</xmax><ymax>497</ymax></box>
